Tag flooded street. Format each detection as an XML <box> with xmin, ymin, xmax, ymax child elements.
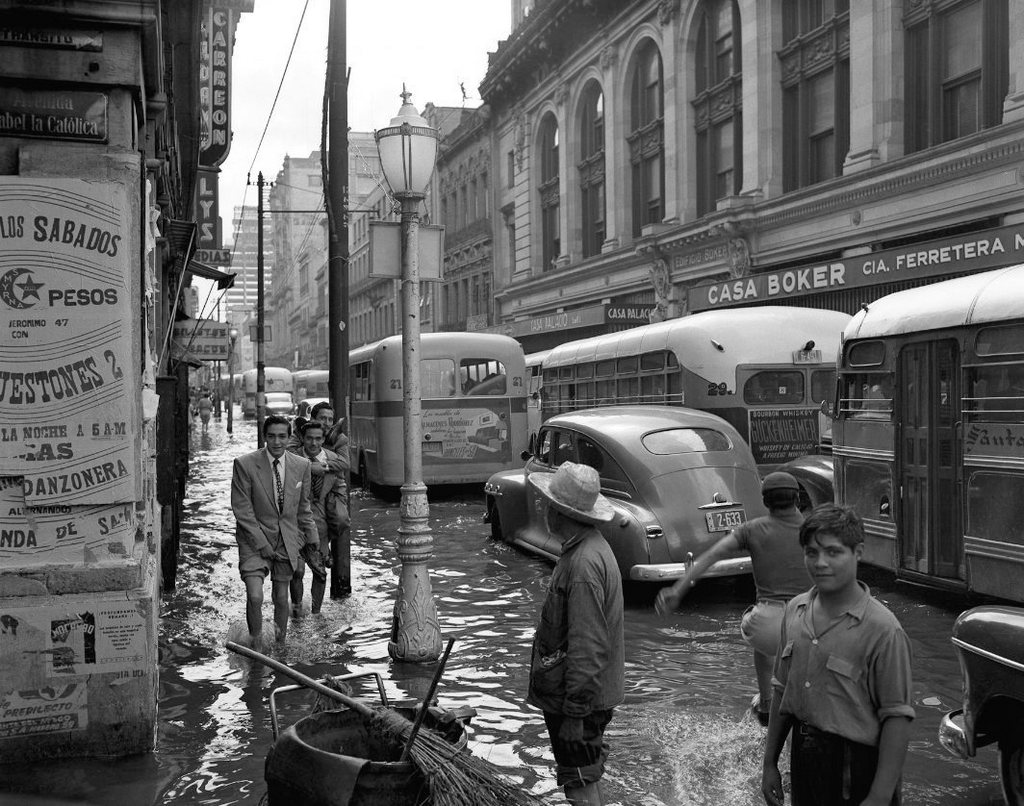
<box><xmin>2</xmin><ymin>415</ymin><xmax>1007</xmax><ymax>805</ymax></box>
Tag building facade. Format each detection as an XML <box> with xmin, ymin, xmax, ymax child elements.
<box><xmin>0</xmin><ymin>0</ymin><xmax>227</xmax><ymax>761</ymax></box>
<box><xmin>479</xmin><ymin>0</ymin><xmax>1024</xmax><ymax>352</ymax></box>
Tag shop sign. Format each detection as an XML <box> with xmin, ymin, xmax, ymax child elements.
<box><xmin>688</xmin><ymin>223</ymin><xmax>1024</xmax><ymax>312</ymax></box>
<box><xmin>0</xmin><ymin>28</ymin><xmax>102</xmax><ymax>50</ymax></box>
<box><xmin>0</xmin><ymin>178</ymin><xmax>137</xmax><ymax>505</ymax></box>
<box><xmin>0</xmin><ymin>86</ymin><xmax>106</xmax><ymax>143</ymax></box>
<box><xmin>172</xmin><ymin>318</ymin><xmax>231</xmax><ymax>360</ymax></box>
<box><xmin>195</xmin><ymin>248</ymin><xmax>231</xmax><ymax>265</ymax></box>
<box><xmin>747</xmin><ymin>408</ymin><xmax>819</xmax><ymax>465</ymax></box>
<box><xmin>199</xmin><ymin>7</ymin><xmax>235</xmax><ymax>166</ymax></box>
<box><xmin>673</xmin><ymin>242</ymin><xmax>730</xmax><ymax>271</ymax></box>
<box><xmin>604</xmin><ymin>304</ymin><xmax>651</xmax><ymax>324</ymax></box>
<box><xmin>195</xmin><ymin>167</ymin><xmax>221</xmax><ymax>251</ymax></box>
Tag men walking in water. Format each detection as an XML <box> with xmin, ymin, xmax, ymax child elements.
<box><xmin>289</xmin><ymin>419</ymin><xmax>348</xmax><ymax>615</ymax></box>
<box><xmin>762</xmin><ymin>505</ymin><xmax>914</xmax><ymax>806</ymax></box>
<box><xmin>230</xmin><ymin>415</ymin><xmax>319</xmax><ymax>647</ymax></box>
<box><xmin>656</xmin><ymin>471</ymin><xmax>807</xmax><ymax>725</ymax></box>
<box><xmin>528</xmin><ymin>462</ymin><xmax>624</xmax><ymax>806</ymax></box>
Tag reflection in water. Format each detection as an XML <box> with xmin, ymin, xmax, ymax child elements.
<box><xmin>0</xmin><ymin>414</ymin><xmax>1007</xmax><ymax>805</ymax></box>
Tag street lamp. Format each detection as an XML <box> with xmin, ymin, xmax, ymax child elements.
<box><xmin>227</xmin><ymin>328</ymin><xmax>238</xmax><ymax>434</ymax></box>
<box><xmin>375</xmin><ymin>87</ymin><xmax>442</xmax><ymax>662</ymax></box>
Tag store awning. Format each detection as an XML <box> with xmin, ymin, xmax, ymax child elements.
<box><xmin>187</xmin><ymin>259</ymin><xmax>236</xmax><ymax>290</ymax></box>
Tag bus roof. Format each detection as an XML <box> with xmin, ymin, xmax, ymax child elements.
<box><xmin>543</xmin><ymin>307</ymin><xmax>851</xmax><ymax>376</ymax></box>
<box><xmin>350</xmin><ymin>332</ymin><xmax>525</xmax><ymax>364</ymax></box>
<box><xmin>845</xmin><ymin>265</ymin><xmax>1024</xmax><ymax>340</ymax></box>
<box><xmin>292</xmin><ymin>369</ymin><xmax>327</xmax><ymax>381</ymax></box>
<box><xmin>525</xmin><ymin>349</ymin><xmax>552</xmax><ymax>367</ymax></box>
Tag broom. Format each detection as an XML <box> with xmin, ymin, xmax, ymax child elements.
<box><xmin>226</xmin><ymin>641</ymin><xmax>543</xmax><ymax>806</ymax></box>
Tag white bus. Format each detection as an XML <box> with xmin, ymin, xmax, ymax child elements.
<box><xmin>832</xmin><ymin>266</ymin><xmax>1024</xmax><ymax>602</ymax></box>
<box><xmin>525</xmin><ymin>349</ymin><xmax>551</xmax><ymax>453</ymax></box>
<box><xmin>540</xmin><ymin>306</ymin><xmax>852</xmax><ymax>473</ymax></box>
<box><xmin>349</xmin><ymin>333</ymin><xmax>528</xmax><ymax>487</ymax></box>
<box><xmin>241</xmin><ymin>367</ymin><xmax>294</xmax><ymax>419</ymax></box>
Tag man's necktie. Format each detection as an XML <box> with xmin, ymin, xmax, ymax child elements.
<box><xmin>273</xmin><ymin>458</ymin><xmax>284</xmax><ymax>513</ymax></box>
<box><xmin>311</xmin><ymin>465</ymin><xmax>323</xmax><ymax>499</ymax></box>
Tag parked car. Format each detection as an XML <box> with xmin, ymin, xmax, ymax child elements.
<box><xmin>940</xmin><ymin>606</ymin><xmax>1024</xmax><ymax>804</ymax></box>
<box><xmin>293</xmin><ymin>397</ymin><xmax>330</xmax><ymax>423</ymax></box>
<box><xmin>484</xmin><ymin>406</ymin><xmax>767</xmax><ymax>582</ymax></box>
<box><xmin>264</xmin><ymin>391</ymin><xmax>294</xmax><ymax>417</ymax></box>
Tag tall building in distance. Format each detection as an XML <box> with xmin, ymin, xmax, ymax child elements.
<box><xmin>224</xmin><ymin>203</ymin><xmax>274</xmax><ymax>327</ymax></box>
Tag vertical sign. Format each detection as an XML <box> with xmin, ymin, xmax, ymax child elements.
<box><xmin>0</xmin><ymin>178</ymin><xmax>137</xmax><ymax>505</ymax></box>
<box><xmin>195</xmin><ymin>167</ymin><xmax>220</xmax><ymax>251</ymax></box>
<box><xmin>199</xmin><ymin>5</ymin><xmax>234</xmax><ymax>167</ymax></box>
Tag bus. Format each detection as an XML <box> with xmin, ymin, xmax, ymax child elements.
<box><xmin>241</xmin><ymin>366</ymin><xmax>294</xmax><ymax>418</ymax></box>
<box><xmin>292</xmin><ymin>369</ymin><xmax>329</xmax><ymax>401</ymax></box>
<box><xmin>349</xmin><ymin>332</ymin><xmax>528</xmax><ymax>486</ymax></box>
<box><xmin>540</xmin><ymin>306</ymin><xmax>851</xmax><ymax>473</ymax></box>
<box><xmin>832</xmin><ymin>266</ymin><xmax>1024</xmax><ymax>603</ymax></box>
<box><xmin>525</xmin><ymin>349</ymin><xmax>550</xmax><ymax>453</ymax></box>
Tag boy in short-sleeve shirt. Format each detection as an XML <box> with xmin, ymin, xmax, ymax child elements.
<box><xmin>762</xmin><ymin>505</ymin><xmax>914</xmax><ymax>806</ymax></box>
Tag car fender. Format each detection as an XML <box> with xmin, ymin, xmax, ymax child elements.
<box><xmin>484</xmin><ymin>468</ymin><xmax>531</xmax><ymax>540</ymax></box>
<box><xmin>777</xmin><ymin>454</ymin><xmax>835</xmax><ymax>509</ymax></box>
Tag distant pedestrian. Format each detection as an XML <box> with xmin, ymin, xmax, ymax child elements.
<box><xmin>762</xmin><ymin>505</ymin><xmax>914</xmax><ymax>806</ymax></box>
<box><xmin>289</xmin><ymin>420</ymin><xmax>348</xmax><ymax>614</ymax></box>
<box><xmin>197</xmin><ymin>393</ymin><xmax>213</xmax><ymax>433</ymax></box>
<box><xmin>528</xmin><ymin>462</ymin><xmax>624</xmax><ymax>806</ymax></box>
<box><xmin>655</xmin><ymin>471</ymin><xmax>807</xmax><ymax>725</ymax></box>
<box><xmin>230</xmin><ymin>415</ymin><xmax>319</xmax><ymax>647</ymax></box>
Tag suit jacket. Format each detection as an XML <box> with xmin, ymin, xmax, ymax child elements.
<box><xmin>231</xmin><ymin>448</ymin><xmax>318</xmax><ymax>572</ymax></box>
<box><xmin>290</xmin><ymin>446</ymin><xmax>349</xmax><ymax>537</ymax></box>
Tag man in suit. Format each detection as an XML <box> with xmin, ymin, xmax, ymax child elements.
<box><xmin>231</xmin><ymin>415</ymin><xmax>319</xmax><ymax>646</ymax></box>
<box><xmin>289</xmin><ymin>419</ymin><xmax>349</xmax><ymax>614</ymax></box>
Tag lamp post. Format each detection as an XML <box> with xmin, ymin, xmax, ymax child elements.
<box><xmin>375</xmin><ymin>88</ymin><xmax>442</xmax><ymax>662</ymax></box>
<box><xmin>227</xmin><ymin>328</ymin><xmax>238</xmax><ymax>434</ymax></box>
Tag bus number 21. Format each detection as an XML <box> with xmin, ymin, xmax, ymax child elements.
<box><xmin>390</xmin><ymin>379</ymin><xmax>402</xmax><ymax>390</ymax></box>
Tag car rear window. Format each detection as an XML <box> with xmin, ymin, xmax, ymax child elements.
<box><xmin>642</xmin><ymin>428</ymin><xmax>732</xmax><ymax>454</ymax></box>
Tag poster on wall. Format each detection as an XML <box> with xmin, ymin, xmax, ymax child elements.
<box><xmin>0</xmin><ymin>601</ymin><xmax>150</xmax><ymax>681</ymax></box>
<box><xmin>0</xmin><ymin>178</ymin><xmax>137</xmax><ymax>505</ymax></box>
<box><xmin>0</xmin><ymin>682</ymin><xmax>88</xmax><ymax>739</ymax></box>
<box><xmin>0</xmin><ymin>477</ymin><xmax>136</xmax><ymax>566</ymax></box>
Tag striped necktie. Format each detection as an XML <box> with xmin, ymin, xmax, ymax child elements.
<box><xmin>273</xmin><ymin>458</ymin><xmax>283</xmax><ymax>513</ymax></box>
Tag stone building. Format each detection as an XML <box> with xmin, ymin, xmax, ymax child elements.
<box><xmin>0</xmin><ymin>0</ymin><xmax>237</xmax><ymax>761</ymax></box>
<box><xmin>480</xmin><ymin>0</ymin><xmax>1024</xmax><ymax>352</ymax></box>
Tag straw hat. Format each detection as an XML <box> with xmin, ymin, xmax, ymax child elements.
<box><xmin>529</xmin><ymin>462</ymin><xmax>615</xmax><ymax>525</ymax></box>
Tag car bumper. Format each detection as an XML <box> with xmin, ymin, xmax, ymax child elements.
<box><xmin>629</xmin><ymin>555</ymin><xmax>752</xmax><ymax>582</ymax></box>
<box><xmin>939</xmin><ymin>709</ymin><xmax>973</xmax><ymax>759</ymax></box>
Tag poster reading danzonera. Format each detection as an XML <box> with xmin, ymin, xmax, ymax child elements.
<box><xmin>0</xmin><ymin>178</ymin><xmax>137</xmax><ymax>506</ymax></box>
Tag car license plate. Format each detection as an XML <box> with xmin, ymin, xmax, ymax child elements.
<box><xmin>705</xmin><ymin>509</ymin><xmax>745</xmax><ymax>532</ymax></box>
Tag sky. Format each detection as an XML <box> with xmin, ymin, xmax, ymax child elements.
<box><xmin>218</xmin><ymin>0</ymin><xmax>513</xmax><ymax>245</ymax></box>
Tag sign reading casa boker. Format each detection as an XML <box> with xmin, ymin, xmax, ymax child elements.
<box><xmin>171</xmin><ymin>318</ymin><xmax>231</xmax><ymax>361</ymax></box>
<box><xmin>688</xmin><ymin>223</ymin><xmax>1024</xmax><ymax>311</ymax></box>
<box><xmin>0</xmin><ymin>178</ymin><xmax>137</xmax><ymax>506</ymax></box>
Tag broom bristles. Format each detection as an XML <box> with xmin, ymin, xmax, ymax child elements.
<box><xmin>370</xmin><ymin>708</ymin><xmax>543</xmax><ymax>806</ymax></box>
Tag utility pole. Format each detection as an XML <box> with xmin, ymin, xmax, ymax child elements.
<box><xmin>327</xmin><ymin>0</ymin><xmax>351</xmax><ymax>597</ymax></box>
<box><xmin>256</xmin><ymin>171</ymin><xmax>266</xmax><ymax>448</ymax></box>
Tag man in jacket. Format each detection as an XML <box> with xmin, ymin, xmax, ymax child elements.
<box><xmin>289</xmin><ymin>419</ymin><xmax>349</xmax><ymax>614</ymax></box>
<box><xmin>528</xmin><ymin>462</ymin><xmax>625</xmax><ymax>806</ymax></box>
<box><xmin>231</xmin><ymin>415</ymin><xmax>319</xmax><ymax>647</ymax></box>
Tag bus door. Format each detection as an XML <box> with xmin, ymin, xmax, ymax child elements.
<box><xmin>898</xmin><ymin>340</ymin><xmax>962</xmax><ymax>580</ymax></box>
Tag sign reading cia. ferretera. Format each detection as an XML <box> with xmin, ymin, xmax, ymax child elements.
<box><xmin>0</xmin><ymin>179</ymin><xmax>137</xmax><ymax>505</ymax></box>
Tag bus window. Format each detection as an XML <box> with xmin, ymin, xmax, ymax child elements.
<box><xmin>840</xmin><ymin>372</ymin><xmax>894</xmax><ymax>418</ymax></box>
<box><xmin>423</xmin><ymin>359</ymin><xmax>457</xmax><ymax>397</ymax></box>
<box><xmin>460</xmin><ymin>358</ymin><xmax>506</xmax><ymax>395</ymax></box>
<box><xmin>576</xmin><ymin>363</ymin><xmax>594</xmax><ymax>379</ymax></box>
<box><xmin>743</xmin><ymin>370</ymin><xmax>804</xmax><ymax>404</ymax></box>
<box><xmin>576</xmin><ymin>381</ymin><xmax>595</xmax><ymax>407</ymax></box>
<box><xmin>842</xmin><ymin>459</ymin><xmax>892</xmax><ymax>520</ymax></box>
<box><xmin>617</xmin><ymin>356</ymin><xmax>638</xmax><ymax>374</ymax></box>
<box><xmin>811</xmin><ymin>369</ymin><xmax>835</xmax><ymax>403</ymax></box>
<box><xmin>848</xmin><ymin>340</ymin><xmax>885</xmax><ymax>367</ymax></box>
<box><xmin>976</xmin><ymin>324</ymin><xmax>1024</xmax><ymax>356</ymax></box>
<box><xmin>965</xmin><ymin>365</ymin><xmax>1024</xmax><ymax>421</ymax></box>
<box><xmin>595</xmin><ymin>360</ymin><xmax>615</xmax><ymax>377</ymax></box>
<box><xmin>595</xmin><ymin>378</ymin><xmax>614</xmax><ymax>405</ymax></box>
<box><xmin>640</xmin><ymin>351</ymin><xmax>665</xmax><ymax>371</ymax></box>
<box><xmin>967</xmin><ymin>472</ymin><xmax>1024</xmax><ymax>543</ymax></box>
<box><xmin>640</xmin><ymin>374</ymin><xmax>666</xmax><ymax>403</ymax></box>
<box><xmin>617</xmin><ymin>376</ymin><xmax>639</xmax><ymax>399</ymax></box>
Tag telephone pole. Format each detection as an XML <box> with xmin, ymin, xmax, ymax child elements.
<box><xmin>256</xmin><ymin>171</ymin><xmax>266</xmax><ymax>448</ymax></box>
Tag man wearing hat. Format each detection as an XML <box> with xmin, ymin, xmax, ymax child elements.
<box><xmin>528</xmin><ymin>462</ymin><xmax>625</xmax><ymax>806</ymax></box>
<box><xmin>656</xmin><ymin>471</ymin><xmax>806</xmax><ymax>725</ymax></box>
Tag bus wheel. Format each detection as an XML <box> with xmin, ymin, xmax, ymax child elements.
<box><xmin>1000</xmin><ymin>736</ymin><xmax>1024</xmax><ymax>806</ymax></box>
<box><xmin>489</xmin><ymin>505</ymin><xmax>503</xmax><ymax>541</ymax></box>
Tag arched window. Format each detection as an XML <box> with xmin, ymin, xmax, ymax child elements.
<box><xmin>779</xmin><ymin>0</ymin><xmax>850</xmax><ymax>191</ymax></box>
<box><xmin>905</xmin><ymin>0</ymin><xmax>1007</xmax><ymax>153</ymax></box>
<box><xmin>628</xmin><ymin>41</ymin><xmax>664</xmax><ymax>237</ymax></box>
<box><xmin>538</xmin><ymin>113</ymin><xmax>560</xmax><ymax>271</ymax></box>
<box><xmin>693</xmin><ymin>0</ymin><xmax>742</xmax><ymax>216</ymax></box>
<box><xmin>578</xmin><ymin>81</ymin><xmax>606</xmax><ymax>259</ymax></box>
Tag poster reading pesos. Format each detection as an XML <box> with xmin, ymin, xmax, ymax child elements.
<box><xmin>0</xmin><ymin>178</ymin><xmax>137</xmax><ymax>505</ymax></box>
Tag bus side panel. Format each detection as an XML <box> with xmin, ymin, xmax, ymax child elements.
<box><xmin>421</xmin><ymin>397</ymin><xmax>520</xmax><ymax>484</ymax></box>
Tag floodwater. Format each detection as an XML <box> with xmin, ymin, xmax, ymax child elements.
<box><xmin>1</xmin><ymin>415</ymin><xmax>1006</xmax><ymax>805</ymax></box>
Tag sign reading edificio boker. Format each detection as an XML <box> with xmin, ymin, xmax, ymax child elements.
<box><xmin>0</xmin><ymin>179</ymin><xmax>137</xmax><ymax>505</ymax></box>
